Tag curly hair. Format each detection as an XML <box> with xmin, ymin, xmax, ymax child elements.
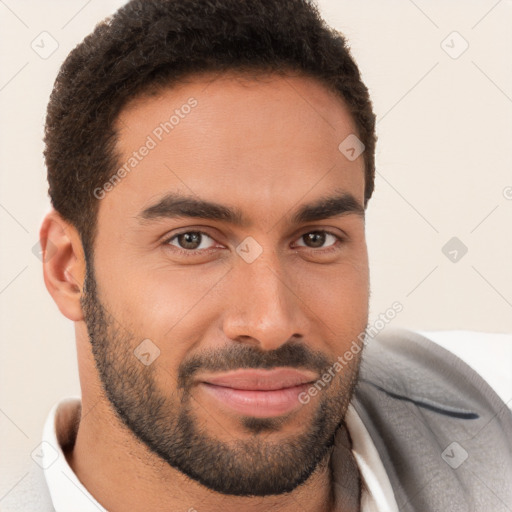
<box><xmin>44</xmin><ymin>0</ymin><xmax>377</xmax><ymax>257</ymax></box>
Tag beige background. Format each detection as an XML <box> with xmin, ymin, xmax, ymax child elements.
<box><xmin>1</xmin><ymin>0</ymin><xmax>511</xmax><ymax>501</ymax></box>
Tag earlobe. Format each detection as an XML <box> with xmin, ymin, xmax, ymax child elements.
<box><xmin>40</xmin><ymin>210</ymin><xmax>86</xmax><ymax>322</ymax></box>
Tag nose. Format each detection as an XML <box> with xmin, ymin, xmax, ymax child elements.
<box><xmin>221</xmin><ymin>249</ymin><xmax>309</xmax><ymax>351</ymax></box>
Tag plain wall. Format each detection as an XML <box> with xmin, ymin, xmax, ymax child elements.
<box><xmin>1</xmin><ymin>0</ymin><xmax>511</xmax><ymax>493</ymax></box>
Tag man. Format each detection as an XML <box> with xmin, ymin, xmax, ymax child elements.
<box><xmin>8</xmin><ymin>0</ymin><xmax>511</xmax><ymax>510</ymax></box>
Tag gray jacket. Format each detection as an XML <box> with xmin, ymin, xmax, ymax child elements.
<box><xmin>2</xmin><ymin>327</ymin><xmax>511</xmax><ymax>511</ymax></box>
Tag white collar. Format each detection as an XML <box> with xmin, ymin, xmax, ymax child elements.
<box><xmin>345</xmin><ymin>404</ymin><xmax>399</xmax><ymax>512</ymax></box>
<box><xmin>42</xmin><ymin>396</ymin><xmax>107</xmax><ymax>512</ymax></box>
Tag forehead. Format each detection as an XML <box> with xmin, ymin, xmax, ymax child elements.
<box><xmin>101</xmin><ymin>71</ymin><xmax>365</xmax><ymax>228</ymax></box>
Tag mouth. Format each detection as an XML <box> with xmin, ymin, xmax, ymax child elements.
<box><xmin>197</xmin><ymin>368</ymin><xmax>317</xmax><ymax>418</ymax></box>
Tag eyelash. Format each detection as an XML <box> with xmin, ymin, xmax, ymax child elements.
<box><xmin>162</xmin><ymin>229</ymin><xmax>345</xmax><ymax>257</ymax></box>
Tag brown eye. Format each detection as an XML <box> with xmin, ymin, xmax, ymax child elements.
<box><xmin>167</xmin><ymin>231</ymin><xmax>216</xmax><ymax>251</ymax></box>
<box><xmin>296</xmin><ymin>231</ymin><xmax>339</xmax><ymax>249</ymax></box>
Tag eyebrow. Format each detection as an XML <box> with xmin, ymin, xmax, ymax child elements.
<box><xmin>138</xmin><ymin>190</ymin><xmax>365</xmax><ymax>227</ymax></box>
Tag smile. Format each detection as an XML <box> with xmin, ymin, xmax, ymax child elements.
<box><xmin>198</xmin><ymin>368</ymin><xmax>317</xmax><ymax>418</ymax></box>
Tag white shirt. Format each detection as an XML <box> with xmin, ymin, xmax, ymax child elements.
<box><xmin>42</xmin><ymin>396</ymin><xmax>399</xmax><ymax>512</ymax></box>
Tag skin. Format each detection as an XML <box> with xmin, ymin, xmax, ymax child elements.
<box><xmin>41</xmin><ymin>71</ymin><xmax>370</xmax><ymax>512</ymax></box>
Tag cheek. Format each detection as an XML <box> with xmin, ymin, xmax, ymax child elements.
<box><xmin>95</xmin><ymin>259</ymin><xmax>229</xmax><ymax>363</ymax></box>
<box><xmin>290</xmin><ymin>256</ymin><xmax>370</xmax><ymax>363</ymax></box>
<box><xmin>294</xmin><ymin>246</ymin><xmax>369</xmax><ymax>317</ymax></box>
<box><xmin>306</xmin><ymin>273</ymin><xmax>368</xmax><ymax>341</ymax></box>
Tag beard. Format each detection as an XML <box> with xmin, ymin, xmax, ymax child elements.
<box><xmin>80</xmin><ymin>262</ymin><xmax>364</xmax><ymax>497</ymax></box>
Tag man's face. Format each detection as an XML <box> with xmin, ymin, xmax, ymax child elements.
<box><xmin>81</xmin><ymin>71</ymin><xmax>369</xmax><ymax>496</ymax></box>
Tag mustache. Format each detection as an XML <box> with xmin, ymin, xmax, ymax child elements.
<box><xmin>177</xmin><ymin>342</ymin><xmax>332</xmax><ymax>390</ymax></box>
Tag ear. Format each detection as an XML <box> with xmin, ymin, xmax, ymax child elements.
<box><xmin>39</xmin><ymin>209</ymin><xmax>87</xmax><ymax>322</ymax></box>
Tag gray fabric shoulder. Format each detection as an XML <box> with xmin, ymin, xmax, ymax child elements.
<box><xmin>359</xmin><ymin>326</ymin><xmax>510</xmax><ymax>418</ymax></box>
<box><xmin>352</xmin><ymin>327</ymin><xmax>512</xmax><ymax>512</ymax></box>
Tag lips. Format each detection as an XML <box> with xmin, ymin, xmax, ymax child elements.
<box><xmin>201</xmin><ymin>368</ymin><xmax>318</xmax><ymax>389</ymax></box>
<box><xmin>197</xmin><ymin>368</ymin><xmax>318</xmax><ymax>418</ymax></box>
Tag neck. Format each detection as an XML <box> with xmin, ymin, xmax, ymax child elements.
<box><xmin>64</xmin><ymin>396</ymin><xmax>343</xmax><ymax>512</ymax></box>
